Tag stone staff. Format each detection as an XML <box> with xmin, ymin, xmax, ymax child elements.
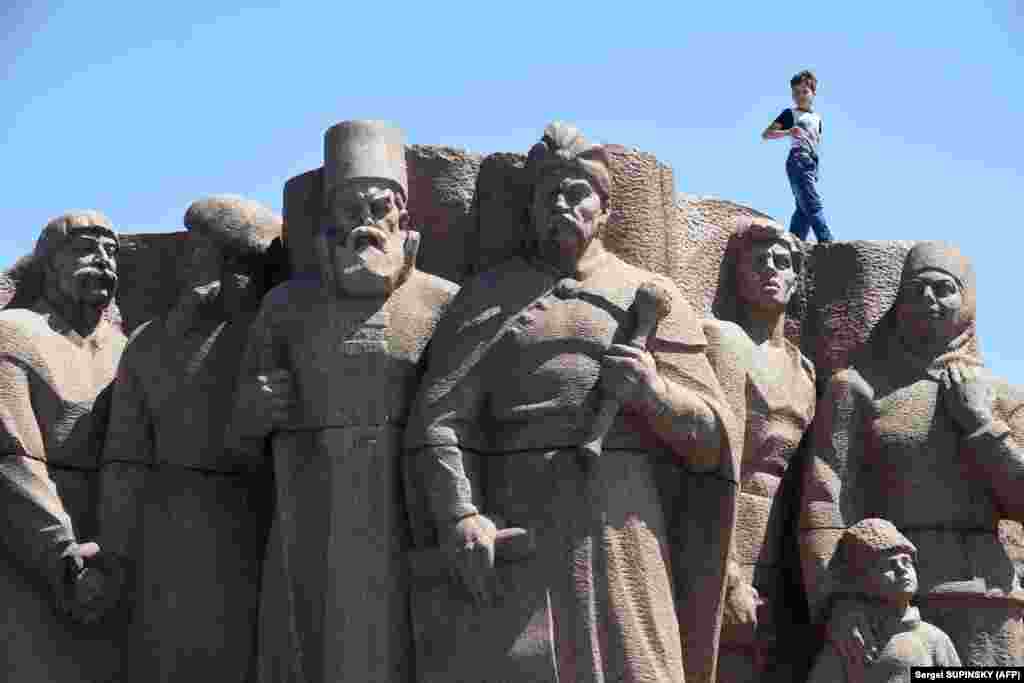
<box><xmin>579</xmin><ymin>280</ymin><xmax>672</xmax><ymax>461</ymax></box>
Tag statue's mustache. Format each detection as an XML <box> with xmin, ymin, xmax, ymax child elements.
<box><xmin>77</xmin><ymin>266</ymin><xmax>118</xmax><ymax>286</ymax></box>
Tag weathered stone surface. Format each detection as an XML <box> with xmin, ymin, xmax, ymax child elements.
<box><xmin>282</xmin><ymin>168</ymin><xmax>323</xmax><ymax>280</ymax></box>
<box><xmin>799</xmin><ymin>240</ymin><xmax>914</xmax><ymax>379</ymax></box>
<box><xmin>406</xmin><ymin>145</ymin><xmax>481</xmax><ymax>284</ymax></box>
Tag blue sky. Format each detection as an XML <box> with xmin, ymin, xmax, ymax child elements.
<box><xmin>3</xmin><ymin>2</ymin><xmax>1021</xmax><ymax>381</ymax></box>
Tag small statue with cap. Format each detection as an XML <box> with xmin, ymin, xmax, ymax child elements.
<box><xmin>0</xmin><ymin>211</ymin><xmax>127</xmax><ymax>682</ymax></box>
<box><xmin>228</xmin><ymin>120</ymin><xmax>460</xmax><ymax>683</ymax></box>
<box><xmin>808</xmin><ymin>518</ymin><xmax>961</xmax><ymax>683</ymax></box>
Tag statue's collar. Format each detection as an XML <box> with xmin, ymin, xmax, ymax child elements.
<box><xmin>34</xmin><ymin>298</ymin><xmax>113</xmax><ymax>349</ymax></box>
<box><xmin>530</xmin><ymin>244</ymin><xmax>611</xmax><ymax>283</ymax></box>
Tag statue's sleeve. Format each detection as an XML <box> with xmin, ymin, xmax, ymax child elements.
<box><xmin>97</xmin><ymin>343</ymin><xmax>154</xmax><ymax>562</ymax></box>
<box><xmin>800</xmin><ymin>369</ymin><xmax>871</xmax><ymax>620</ymax></box>
<box><xmin>0</xmin><ymin>354</ymin><xmax>80</xmax><ymax>597</ymax></box>
<box><xmin>404</xmin><ymin>289</ymin><xmax>499</xmax><ymax>533</ymax></box>
<box><xmin>645</xmin><ymin>291</ymin><xmax>741</xmax><ymax>475</ymax></box>
<box><xmin>224</xmin><ymin>299</ymin><xmax>279</xmax><ymax>460</ymax></box>
<box><xmin>960</xmin><ymin>385</ymin><xmax>1024</xmax><ymax>521</ymax></box>
<box><xmin>648</xmin><ymin>287</ymin><xmax>743</xmax><ymax>683</ymax></box>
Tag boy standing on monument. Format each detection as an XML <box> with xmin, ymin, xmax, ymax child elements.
<box><xmin>762</xmin><ymin>69</ymin><xmax>833</xmax><ymax>243</ymax></box>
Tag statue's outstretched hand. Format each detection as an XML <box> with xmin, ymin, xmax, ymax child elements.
<box><xmin>446</xmin><ymin>513</ymin><xmax>499</xmax><ymax>608</ymax></box>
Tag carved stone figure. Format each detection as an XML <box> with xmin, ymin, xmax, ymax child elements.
<box><xmin>801</xmin><ymin>241</ymin><xmax>1024</xmax><ymax>667</ymax></box>
<box><xmin>808</xmin><ymin>518</ymin><xmax>961</xmax><ymax>682</ymax></box>
<box><xmin>228</xmin><ymin>120</ymin><xmax>459</xmax><ymax>683</ymax></box>
<box><xmin>703</xmin><ymin>219</ymin><xmax>816</xmax><ymax>682</ymax></box>
<box><xmin>0</xmin><ymin>211</ymin><xmax>127</xmax><ymax>682</ymax></box>
<box><xmin>404</xmin><ymin>122</ymin><xmax>741</xmax><ymax>682</ymax></box>
<box><xmin>97</xmin><ymin>196</ymin><xmax>281</xmax><ymax>681</ymax></box>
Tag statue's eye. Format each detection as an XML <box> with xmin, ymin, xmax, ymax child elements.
<box><xmin>773</xmin><ymin>254</ymin><xmax>792</xmax><ymax>270</ymax></box>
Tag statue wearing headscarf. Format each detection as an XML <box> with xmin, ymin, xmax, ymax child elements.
<box><xmin>0</xmin><ymin>211</ymin><xmax>126</xmax><ymax>682</ymax></box>
<box><xmin>800</xmin><ymin>242</ymin><xmax>1024</xmax><ymax>667</ymax></box>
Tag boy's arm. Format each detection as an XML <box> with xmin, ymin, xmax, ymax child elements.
<box><xmin>762</xmin><ymin>109</ymin><xmax>795</xmax><ymax>140</ymax></box>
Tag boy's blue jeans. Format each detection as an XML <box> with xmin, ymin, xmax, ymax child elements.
<box><xmin>786</xmin><ymin>149</ymin><xmax>832</xmax><ymax>242</ymax></box>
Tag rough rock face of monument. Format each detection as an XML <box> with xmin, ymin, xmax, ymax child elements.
<box><xmin>406</xmin><ymin>144</ymin><xmax>482</xmax><ymax>284</ymax></box>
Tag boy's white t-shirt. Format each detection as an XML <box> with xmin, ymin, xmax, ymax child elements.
<box><xmin>773</xmin><ymin>108</ymin><xmax>822</xmax><ymax>157</ymax></box>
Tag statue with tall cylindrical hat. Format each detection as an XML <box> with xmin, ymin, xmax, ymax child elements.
<box><xmin>228</xmin><ymin>120</ymin><xmax>459</xmax><ymax>683</ymax></box>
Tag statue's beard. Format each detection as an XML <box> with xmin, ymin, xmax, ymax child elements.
<box><xmin>333</xmin><ymin>227</ymin><xmax>407</xmax><ymax>296</ymax></box>
<box><xmin>536</xmin><ymin>214</ymin><xmax>596</xmax><ymax>272</ymax></box>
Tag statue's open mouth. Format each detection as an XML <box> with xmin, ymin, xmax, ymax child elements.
<box><xmin>348</xmin><ymin>227</ymin><xmax>387</xmax><ymax>253</ymax></box>
<box><xmin>80</xmin><ymin>269</ymin><xmax>118</xmax><ymax>290</ymax></box>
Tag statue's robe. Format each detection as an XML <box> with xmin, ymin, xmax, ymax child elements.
<box><xmin>98</xmin><ymin>304</ymin><xmax>273</xmax><ymax>682</ymax></box>
<box><xmin>235</xmin><ymin>268</ymin><xmax>457</xmax><ymax>683</ymax></box>
<box><xmin>405</xmin><ymin>252</ymin><xmax>741</xmax><ymax>683</ymax></box>
<box><xmin>801</xmin><ymin>326</ymin><xmax>1024</xmax><ymax>666</ymax></box>
<box><xmin>0</xmin><ymin>300</ymin><xmax>126</xmax><ymax>682</ymax></box>
<box><xmin>703</xmin><ymin>319</ymin><xmax>815</xmax><ymax>683</ymax></box>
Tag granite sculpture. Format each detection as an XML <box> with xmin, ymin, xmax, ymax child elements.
<box><xmin>98</xmin><ymin>196</ymin><xmax>281</xmax><ymax>681</ymax></box>
<box><xmin>807</xmin><ymin>518</ymin><xmax>961</xmax><ymax>682</ymax></box>
<box><xmin>800</xmin><ymin>241</ymin><xmax>1024</xmax><ymax>667</ymax></box>
<box><xmin>703</xmin><ymin>219</ymin><xmax>816</xmax><ymax>682</ymax></box>
<box><xmin>403</xmin><ymin>122</ymin><xmax>741</xmax><ymax>682</ymax></box>
<box><xmin>229</xmin><ymin>120</ymin><xmax>459</xmax><ymax>683</ymax></box>
<box><xmin>0</xmin><ymin>211</ymin><xmax>126</xmax><ymax>682</ymax></box>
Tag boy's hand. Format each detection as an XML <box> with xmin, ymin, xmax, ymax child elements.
<box><xmin>790</xmin><ymin>127</ymin><xmax>805</xmax><ymax>141</ymax></box>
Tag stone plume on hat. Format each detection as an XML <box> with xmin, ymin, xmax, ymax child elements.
<box><xmin>525</xmin><ymin>121</ymin><xmax>612</xmax><ymax>204</ymax></box>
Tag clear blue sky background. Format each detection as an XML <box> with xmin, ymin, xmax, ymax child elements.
<box><xmin>3</xmin><ymin>2</ymin><xmax>1021</xmax><ymax>380</ymax></box>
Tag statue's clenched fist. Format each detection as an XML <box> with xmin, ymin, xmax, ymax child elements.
<box><xmin>942</xmin><ymin>361</ymin><xmax>996</xmax><ymax>434</ymax></box>
<box><xmin>232</xmin><ymin>369</ymin><xmax>295</xmax><ymax>439</ymax></box>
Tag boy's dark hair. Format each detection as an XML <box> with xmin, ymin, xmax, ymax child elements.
<box><xmin>790</xmin><ymin>70</ymin><xmax>817</xmax><ymax>93</ymax></box>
